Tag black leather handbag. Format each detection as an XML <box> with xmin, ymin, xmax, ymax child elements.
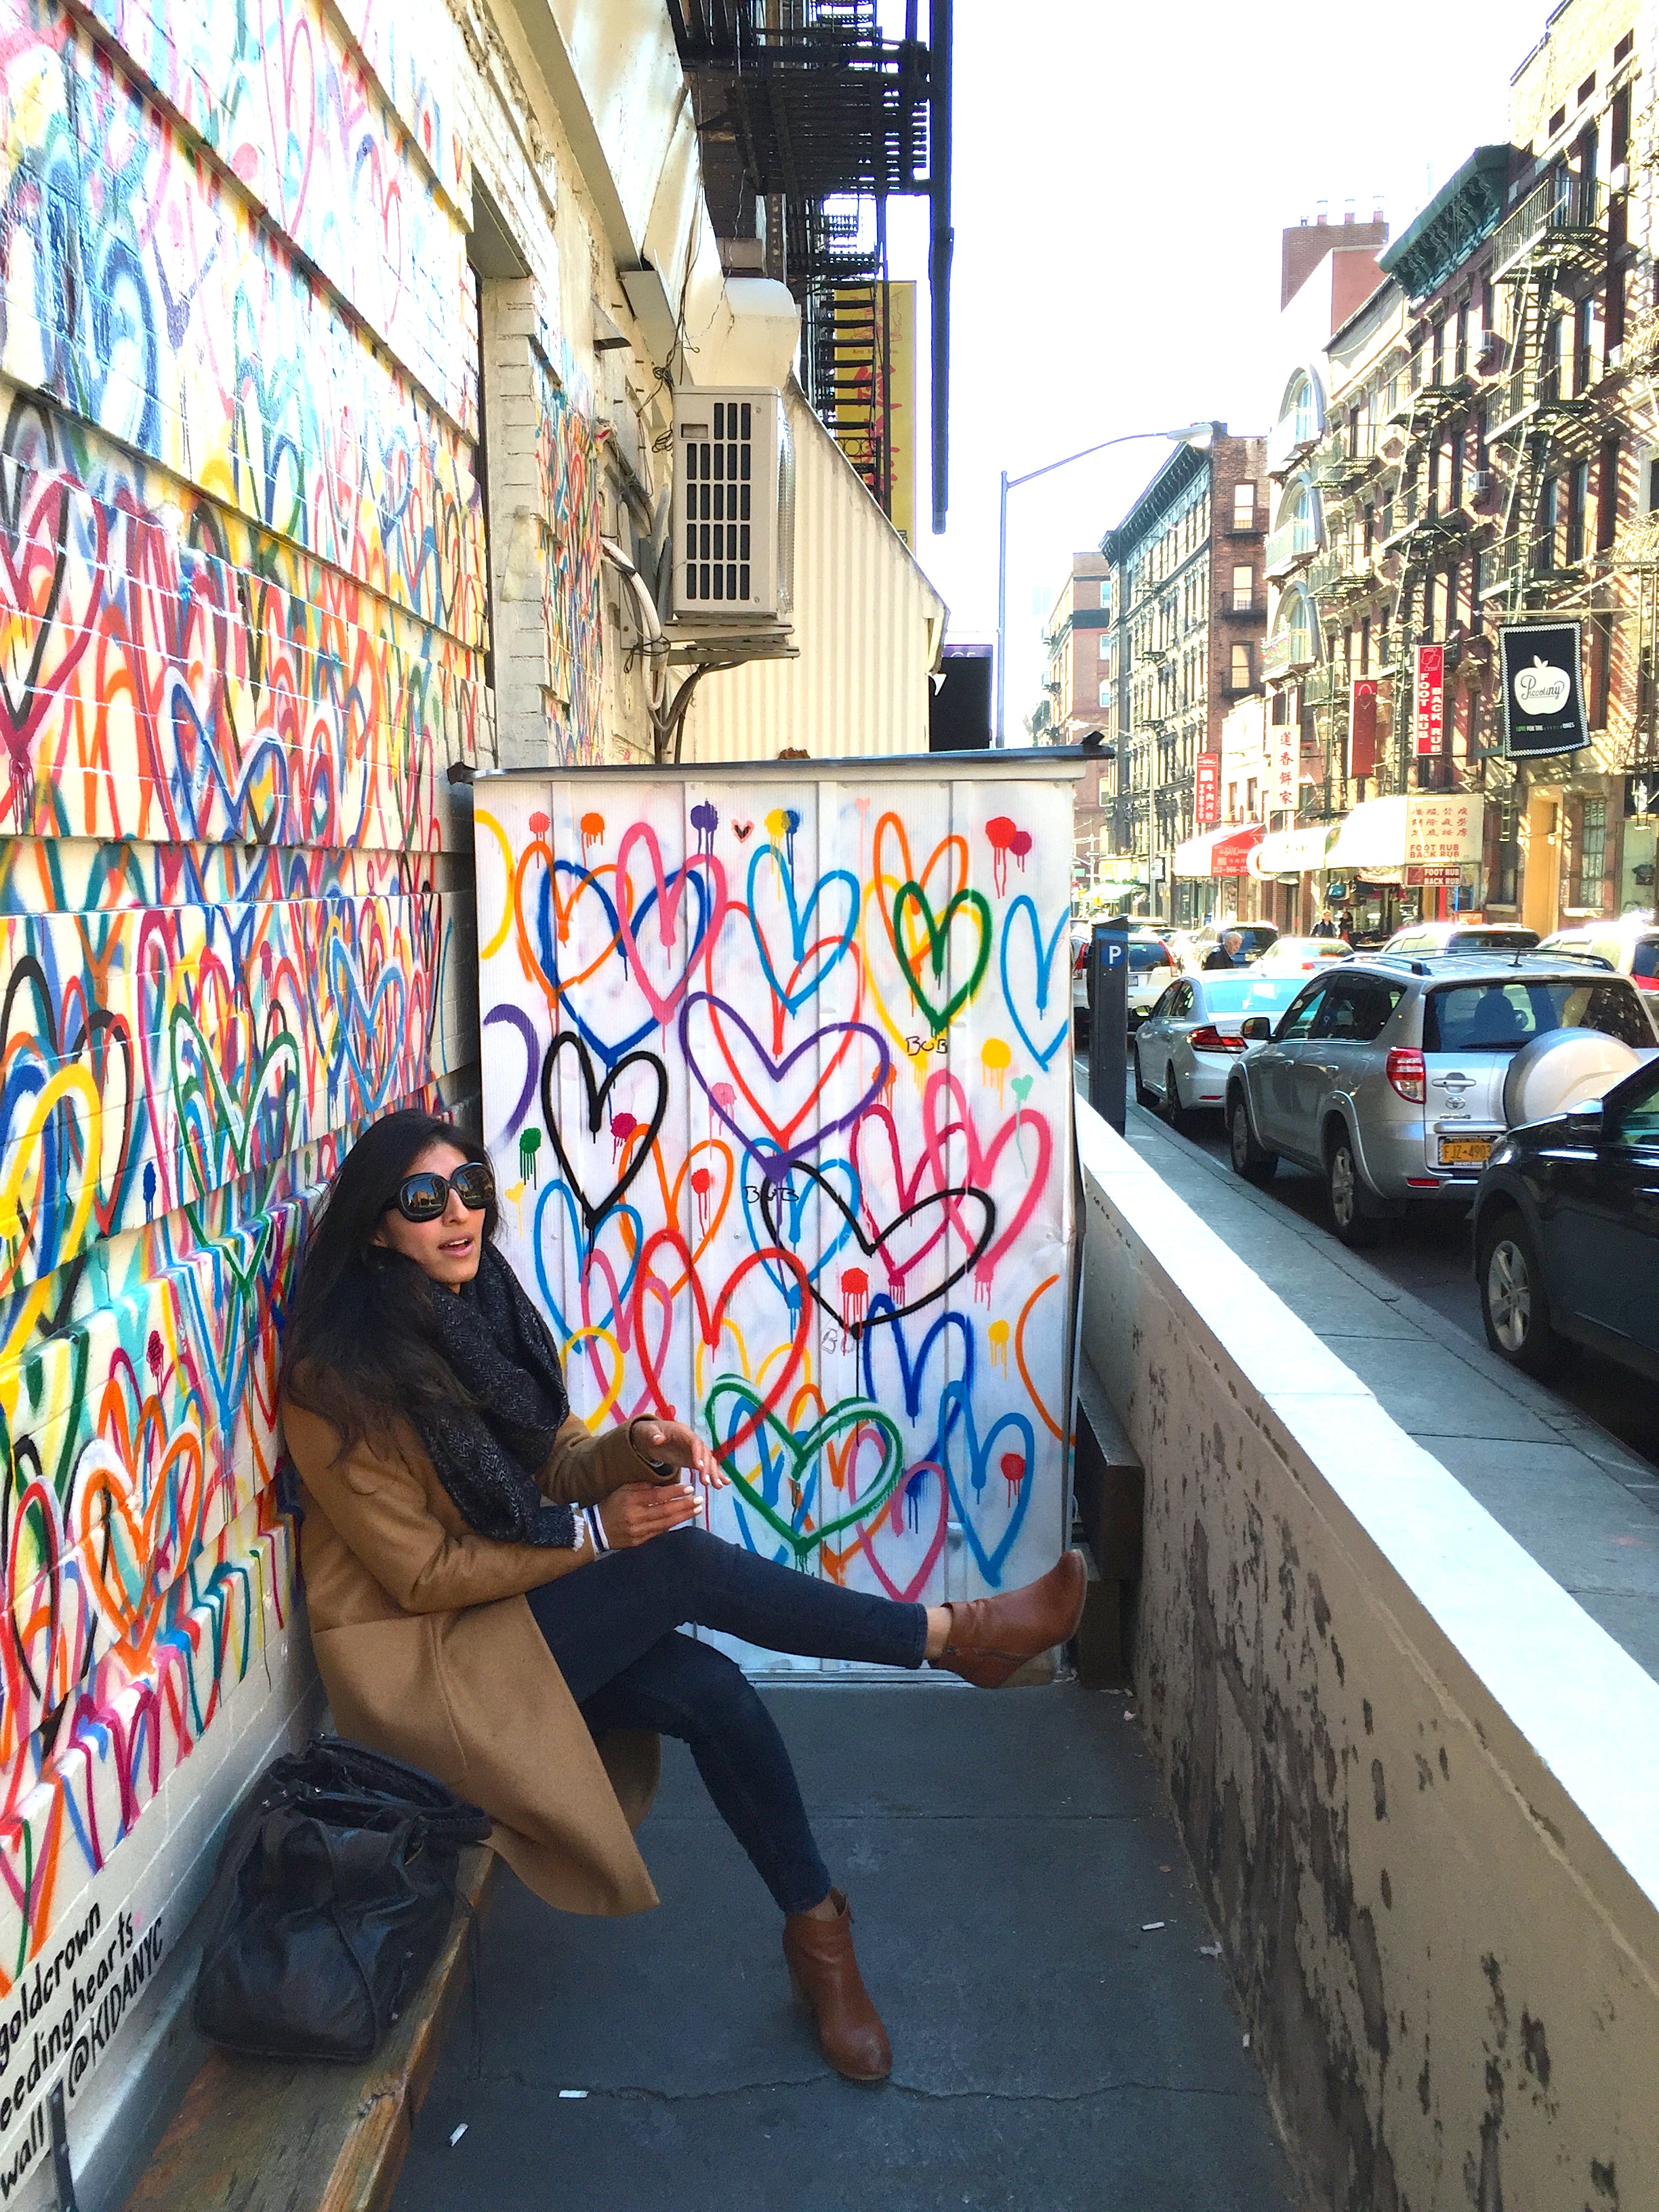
<box><xmin>193</xmin><ymin>1737</ymin><xmax>492</xmax><ymax>2062</ymax></box>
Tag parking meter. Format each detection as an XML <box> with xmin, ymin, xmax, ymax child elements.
<box><xmin>1087</xmin><ymin>919</ymin><xmax>1128</xmax><ymax>1132</ymax></box>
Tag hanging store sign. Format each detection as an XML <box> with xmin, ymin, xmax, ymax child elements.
<box><xmin>1269</xmin><ymin>714</ymin><xmax>1298</xmax><ymax>813</ymax></box>
<box><xmin>1195</xmin><ymin>753</ymin><xmax>1221</xmax><ymax>827</ymax></box>
<box><xmin>1349</xmin><ymin>679</ymin><xmax>1378</xmax><ymax>779</ymax></box>
<box><xmin>1413</xmin><ymin>646</ymin><xmax>1445</xmax><ymax>758</ymax></box>
<box><xmin>1500</xmin><ymin>622</ymin><xmax>1589</xmax><ymax>757</ymax></box>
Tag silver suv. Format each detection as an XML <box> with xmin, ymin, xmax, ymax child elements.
<box><xmin>1224</xmin><ymin>953</ymin><xmax>1658</xmax><ymax>1246</ymax></box>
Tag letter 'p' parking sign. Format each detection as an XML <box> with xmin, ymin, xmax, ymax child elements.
<box><xmin>1499</xmin><ymin>621</ymin><xmax>1589</xmax><ymax>758</ymax></box>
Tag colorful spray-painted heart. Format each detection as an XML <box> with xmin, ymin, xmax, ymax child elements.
<box><xmin>539</xmin><ymin>1032</ymin><xmax>667</xmax><ymax>1235</ymax></box>
<box><xmin>891</xmin><ymin>882</ymin><xmax>992</xmax><ymax>1036</ymax></box>
<box><xmin>739</xmin><ymin>1153</ymin><xmax>860</xmax><ymax>1315</ymax></box>
<box><xmin>703</xmin><ymin>1379</ymin><xmax>906</xmax><ymax>1566</ymax></box>
<box><xmin>745</xmin><ymin>846</ymin><xmax>860</xmax><ymax>1015</ymax></box>
<box><xmin>998</xmin><ymin>894</ymin><xmax>1070</xmax><ymax>1070</ymax></box>
<box><xmin>631</xmin><ymin>1235</ymin><xmax>811</xmax><ymax>1458</ymax></box>
<box><xmin>759</xmin><ymin>1164</ymin><xmax>996</xmax><ymax>1335</ymax></box>
<box><xmin>680</xmin><ymin>994</ymin><xmax>890</xmax><ymax>1180</ymax></box>
<box><xmin>614</xmin><ymin>825</ymin><xmax>728</xmax><ymax>1025</ymax></box>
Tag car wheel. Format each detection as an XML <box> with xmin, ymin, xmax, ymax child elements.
<box><xmin>1132</xmin><ymin>1043</ymin><xmax>1157</xmax><ymax>1109</ymax></box>
<box><xmin>1477</xmin><ymin>1209</ymin><xmax>1559</xmax><ymax>1377</ymax></box>
<box><xmin>1326</xmin><ymin>1129</ymin><xmax>1382</xmax><ymax>1249</ymax></box>
<box><xmin>1162</xmin><ymin>1067</ymin><xmax>1191</xmax><ymax>1133</ymax></box>
<box><xmin>1228</xmin><ymin>1092</ymin><xmax>1277</xmax><ymax>1185</ymax></box>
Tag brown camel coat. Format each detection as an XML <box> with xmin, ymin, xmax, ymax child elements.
<box><xmin>281</xmin><ymin>1392</ymin><xmax>673</xmax><ymax>1916</ymax></box>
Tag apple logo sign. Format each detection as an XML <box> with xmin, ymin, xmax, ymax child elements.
<box><xmin>1514</xmin><ymin>653</ymin><xmax>1571</xmax><ymax>717</ymax></box>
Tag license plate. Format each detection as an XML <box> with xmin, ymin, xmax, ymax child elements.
<box><xmin>1439</xmin><ymin>1138</ymin><xmax>1492</xmax><ymax>1167</ymax></box>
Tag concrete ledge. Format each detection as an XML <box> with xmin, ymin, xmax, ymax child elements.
<box><xmin>1076</xmin><ymin>1100</ymin><xmax>1659</xmax><ymax>2210</ymax></box>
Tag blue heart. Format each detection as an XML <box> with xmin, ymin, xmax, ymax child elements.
<box><xmin>537</xmin><ymin>861</ymin><xmax>716</xmax><ymax>1069</ymax></box>
<box><xmin>746</xmin><ymin>846</ymin><xmax>859</xmax><ymax>1015</ymax></box>
<box><xmin>861</xmin><ymin>1298</ymin><xmax>974</xmax><ymax>1416</ymax></box>
<box><xmin>934</xmin><ymin>1382</ymin><xmax>1037</xmax><ymax>1586</ymax></box>
<box><xmin>999</xmin><ymin>895</ymin><xmax>1069</xmax><ymax>1071</ymax></box>
<box><xmin>739</xmin><ymin>1154</ymin><xmax>860</xmax><ymax>1316</ymax></box>
<box><xmin>529</xmin><ymin>1177</ymin><xmax>641</xmax><ymax>1339</ymax></box>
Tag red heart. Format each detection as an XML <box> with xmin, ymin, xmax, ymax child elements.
<box><xmin>630</xmin><ymin>1234</ymin><xmax>811</xmax><ymax>1458</ymax></box>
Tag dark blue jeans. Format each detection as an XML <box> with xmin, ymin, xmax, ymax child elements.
<box><xmin>527</xmin><ymin>1528</ymin><xmax>928</xmax><ymax>1914</ymax></box>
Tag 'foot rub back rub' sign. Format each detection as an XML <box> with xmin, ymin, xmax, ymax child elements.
<box><xmin>476</xmin><ymin>763</ymin><xmax>1080</xmax><ymax>1662</ymax></box>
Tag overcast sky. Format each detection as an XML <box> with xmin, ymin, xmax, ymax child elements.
<box><xmin>880</xmin><ymin>0</ymin><xmax>1547</xmax><ymax>733</ymax></box>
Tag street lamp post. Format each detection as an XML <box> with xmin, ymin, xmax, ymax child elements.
<box><xmin>996</xmin><ymin>423</ymin><xmax>1214</xmax><ymax>746</ymax></box>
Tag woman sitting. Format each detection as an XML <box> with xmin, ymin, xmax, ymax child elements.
<box><xmin>279</xmin><ymin>1109</ymin><xmax>1086</xmax><ymax>2083</ymax></box>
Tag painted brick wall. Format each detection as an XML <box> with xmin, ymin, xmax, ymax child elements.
<box><xmin>0</xmin><ymin>0</ymin><xmax>513</xmax><ymax>2174</ymax></box>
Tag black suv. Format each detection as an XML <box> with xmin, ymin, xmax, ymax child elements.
<box><xmin>1471</xmin><ymin>1053</ymin><xmax>1659</xmax><ymax>1380</ymax></box>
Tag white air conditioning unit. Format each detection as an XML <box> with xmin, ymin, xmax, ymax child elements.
<box><xmin>671</xmin><ymin>388</ymin><xmax>786</xmax><ymax>621</ymax></box>
<box><xmin>1470</xmin><ymin>468</ymin><xmax>1492</xmax><ymax>497</ymax></box>
<box><xmin>1474</xmin><ymin>329</ymin><xmax>1502</xmax><ymax>368</ymax></box>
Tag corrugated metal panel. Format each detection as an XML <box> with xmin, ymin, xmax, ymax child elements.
<box><xmin>682</xmin><ymin>384</ymin><xmax>947</xmax><ymax>761</ymax></box>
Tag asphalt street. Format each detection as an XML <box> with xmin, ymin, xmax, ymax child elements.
<box><xmin>1080</xmin><ymin>1050</ymin><xmax>1659</xmax><ymax>1681</ymax></box>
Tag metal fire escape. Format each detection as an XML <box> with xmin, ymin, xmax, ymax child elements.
<box><xmin>1487</xmin><ymin>171</ymin><xmax>1604</xmax><ymax>602</ymax></box>
<box><xmin>670</xmin><ymin>0</ymin><xmax>953</xmax><ymax>532</ymax></box>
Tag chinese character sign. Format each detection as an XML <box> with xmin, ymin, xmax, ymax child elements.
<box><xmin>475</xmin><ymin>774</ymin><xmax>1078</xmax><ymax>1664</ymax></box>
<box><xmin>1271</xmin><ymin>719</ymin><xmax>1298</xmax><ymax>813</ymax></box>
<box><xmin>1414</xmin><ymin>646</ymin><xmax>1446</xmax><ymax>758</ymax></box>
<box><xmin>1195</xmin><ymin>754</ymin><xmax>1221</xmax><ymax>827</ymax></box>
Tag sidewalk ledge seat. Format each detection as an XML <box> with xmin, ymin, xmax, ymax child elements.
<box><xmin>123</xmin><ymin>1847</ymin><xmax>493</xmax><ymax>2212</ymax></box>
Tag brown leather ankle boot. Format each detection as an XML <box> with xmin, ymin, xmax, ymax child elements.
<box><xmin>782</xmin><ymin>1890</ymin><xmax>893</xmax><ymax>2083</ymax></box>
<box><xmin>932</xmin><ymin>1549</ymin><xmax>1088</xmax><ymax>1688</ymax></box>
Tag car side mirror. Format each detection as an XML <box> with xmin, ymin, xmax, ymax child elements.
<box><xmin>1565</xmin><ymin>1098</ymin><xmax>1605</xmax><ymax>1139</ymax></box>
<box><xmin>1240</xmin><ymin>1016</ymin><xmax>1273</xmax><ymax>1042</ymax></box>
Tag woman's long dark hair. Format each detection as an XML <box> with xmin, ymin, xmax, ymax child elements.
<box><xmin>281</xmin><ymin>1109</ymin><xmax>500</xmax><ymax>1450</ymax></box>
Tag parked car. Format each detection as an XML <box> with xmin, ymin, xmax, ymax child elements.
<box><xmin>1250</xmin><ymin>935</ymin><xmax>1353</xmax><ymax>977</ymax></box>
<box><xmin>1189</xmin><ymin>920</ymin><xmax>1279</xmax><ymax>966</ymax></box>
<box><xmin>1071</xmin><ymin>928</ymin><xmax>1181</xmax><ymax>1042</ymax></box>
<box><xmin>1538</xmin><ymin>916</ymin><xmax>1659</xmax><ymax>1003</ymax></box>
<box><xmin>1472</xmin><ymin>1049</ymin><xmax>1659</xmax><ymax>1380</ymax></box>
<box><xmin>1132</xmin><ymin>972</ymin><xmax>1310</xmax><ymax>1121</ymax></box>
<box><xmin>1381</xmin><ymin>921</ymin><xmax>1540</xmax><ymax>958</ymax></box>
<box><xmin>1223</xmin><ymin>952</ymin><xmax>1659</xmax><ymax>1247</ymax></box>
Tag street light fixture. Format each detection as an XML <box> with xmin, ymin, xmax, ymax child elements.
<box><xmin>996</xmin><ymin>422</ymin><xmax>1214</xmax><ymax>745</ymax></box>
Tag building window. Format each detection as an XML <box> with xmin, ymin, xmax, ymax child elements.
<box><xmin>1099</xmin><ymin>632</ymin><xmax>1111</xmax><ymax>659</ymax></box>
<box><xmin>1101</xmin><ymin>581</ymin><xmax>1111</xmax><ymax>611</ymax></box>
<box><xmin>1572</xmin><ymin>796</ymin><xmax>1608</xmax><ymax>909</ymax></box>
<box><xmin>1233</xmin><ymin>482</ymin><xmax>1255</xmax><ymax>530</ymax></box>
<box><xmin>1099</xmin><ymin>680</ymin><xmax>1111</xmax><ymax>709</ymax></box>
<box><xmin>1246</xmin><ymin>777</ymin><xmax>1259</xmax><ymax>819</ymax></box>
<box><xmin>1536</xmin><ymin>476</ymin><xmax>1560</xmax><ymax>571</ymax></box>
<box><xmin>1231</xmin><ymin>643</ymin><xmax>1252</xmax><ymax>689</ymax></box>
<box><xmin>1612</xmin><ymin>81</ymin><xmax>1632</xmax><ymax>169</ymax></box>
<box><xmin>1574</xmin><ymin>295</ymin><xmax>1593</xmax><ymax>394</ymax></box>
<box><xmin>1231</xmin><ymin>563</ymin><xmax>1254</xmax><ymax>612</ymax></box>
<box><xmin>1598</xmin><ymin>434</ymin><xmax>1621</xmax><ymax>550</ymax></box>
<box><xmin>1359</xmin><ymin>614</ymin><xmax>1371</xmax><ymax>675</ymax></box>
<box><xmin>1568</xmin><ymin>459</ymin><xmax>1589</xmax><ymax>563</ymax></box>
<box><xmin>1454</xmin><ymin>301</ymin><xmax>1469</xmax><ymax>379</ymax></box>
<box><xmin>1589</xmin><ymin>619</ymin><xmax>1611</xmax><ymax>727</ymax></box>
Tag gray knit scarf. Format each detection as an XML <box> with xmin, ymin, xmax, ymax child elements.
<box><xmin>393</xmin><ymin>1244</ymin><xmax>579</xmax><ymax>1549</ymax></box>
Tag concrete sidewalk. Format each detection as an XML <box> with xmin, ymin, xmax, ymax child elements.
<box><xmin>390</xmin><ymin>1687</ymin><xmax>1300</xmax><ymax>2212</ymax></box>
<box><xmin>1108</xmin><ymin>1086</ymin><xmax>1659</xmax><ymax>1681</ymax></box>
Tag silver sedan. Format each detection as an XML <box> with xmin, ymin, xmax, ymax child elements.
<box><xmin>1133</xmin><ymin>972</ymin><xmax>1309</xmax><ymax>1122</ymax></box>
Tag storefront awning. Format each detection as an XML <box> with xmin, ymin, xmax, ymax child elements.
<box><xmin>1325</xmin><ymin>794</ymin><xmax>1483</xmax><ymax>875</ymax></box>
<box><xmin>1248</xmin><ymin>824</ymin><xmax>1338</xmax><ymax>878</ymax></box>
<box><xmin>1172</xmin><ymin>823</ymin><xmax>1265</xmax><ymax>879</ymax></box>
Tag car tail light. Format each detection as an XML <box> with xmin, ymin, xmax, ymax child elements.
<box><xmin>1386</xmin><ymin>1046</ymin><xmax>1427</xmax><ymax>1103</ymax></box>
<box><xmin>1188</xmin><ymin>1025</ymin><xmax>1246</xmax><ymax>1053</ymax></box>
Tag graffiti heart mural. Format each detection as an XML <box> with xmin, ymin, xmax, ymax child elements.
<box><xmin>478</xmin><ymin>773</ymin><xmax>1078</xmax><ymax>1661</ymax></box>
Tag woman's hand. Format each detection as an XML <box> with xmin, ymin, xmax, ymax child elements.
<box><xmin>628</xmin><ymin>1416</ymin><xmax>728</xmax><ymax>1488</ymax></box>
<box><xmin>598</xmin><ymin>1481</ymin><xmax>701</xmax><ymax>1549</ymax></box>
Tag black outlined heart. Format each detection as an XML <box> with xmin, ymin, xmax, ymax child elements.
<box><xmin>539</xmin><ymin>1031</ymin><xmax>668</xmax><ymax>1236</ymax></box>
<box><xmin>760</xmin><ymin>1163</ymin><xmax>996</xmax><ymax>1336</ymax></box>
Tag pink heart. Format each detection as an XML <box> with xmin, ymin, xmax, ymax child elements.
<box><xmin>614</xmin><ymin>824</ymin><xmax>728</xmax><ymax>1025</ymax></box>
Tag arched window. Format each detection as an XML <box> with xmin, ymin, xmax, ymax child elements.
<box><xmin>1271</xmin><ymin>586</ymin><xmax>1318</xmax><ymax>672</ymax></box>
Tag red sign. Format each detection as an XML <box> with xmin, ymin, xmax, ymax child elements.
<box><xmin>1212</xmin><ymin>827</ymin><xmax>1264</xmax><ymax>878</ymax></box>
<box><xmin>1414</xmin><ymin>645</ymin><xmax>1445</xmax><ymax>758</ymax></box>
<box><xmin>1195</xmin><ymin>752</ymin><xmax>1221</xmax><ymax>827</ymax></box>
<box><xmin>1349</xmin><ymin>679</ymin><xmax>1378</xmax><ymax>779</ymax></box>
<box><xmin>1407</xmin><ymin>865</ymin><xmax>1465</xmax><ymax>886</ymax></box>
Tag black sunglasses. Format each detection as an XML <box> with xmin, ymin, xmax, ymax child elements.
<box><xmin>391</xmin><ymin>1163</ymin><xmax>495</xmax><ymax>1223</ymax></box>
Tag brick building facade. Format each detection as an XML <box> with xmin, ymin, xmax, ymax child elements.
<box><xmin>1102</xmin><ymin>432</ymin><xmax>1268</xmax><ymax>922</ymax></box>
